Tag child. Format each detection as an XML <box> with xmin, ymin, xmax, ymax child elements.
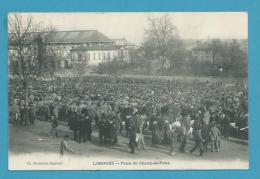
<box><xmin>60</xmin><ymin>135</ymin><xmax>74</xmax><ymax>156</ymax></box>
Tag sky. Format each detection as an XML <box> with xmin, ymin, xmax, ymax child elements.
<box><xmin>11</xmin><ymin>12</ymin><xmax>248</xmax><ymax>45</ymax></box>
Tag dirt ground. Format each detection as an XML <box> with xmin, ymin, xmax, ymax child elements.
<box><xmin>9</xmin><ymin>120</ymin><xmax>249</xmax><ymax>170</ymax></box>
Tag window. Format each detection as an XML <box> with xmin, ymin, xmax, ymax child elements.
<box><xmin>78</xmin><ymin>53</ymin><xmax>82</xmax><ymax>61</ymax></box>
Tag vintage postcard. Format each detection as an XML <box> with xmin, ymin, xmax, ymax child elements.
<box><xmin>8</xmin><ymin>12</ymin><xmax>248</xmax><ymax>170</ymax></box>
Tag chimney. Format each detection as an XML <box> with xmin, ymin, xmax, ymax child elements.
<box><xmin>197</xmin><ymin>40</ymin><xmax>201</xmax><ymax>47</ymax></box>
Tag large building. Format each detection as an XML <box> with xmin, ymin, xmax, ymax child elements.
<box><xmin>43</xmin><ymin>30</ymin><xmax>134</xmax><ymax>68</ymax></box>
<box><xmin>9</xmin><ymin>30</ymin><xmax>135</xmax><ymax>70</ymax></box>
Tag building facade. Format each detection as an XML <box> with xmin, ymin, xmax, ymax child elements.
<box><xmin>42</xmin><ymin>30</ymin><xmax>120</xmax><ymax>68</ymax></box>
<box><xmin>70</xmin><ymin>45</ymin><xmax>128</xmax><ymax>66</ymax></box>
<box><xmin>191</xmin><ymin>41</ymin><xmax>213</xmax><ymax>62</ymax></box>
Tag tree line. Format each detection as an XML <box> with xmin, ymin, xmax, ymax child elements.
<box><xmin>99</xmin><ymin>14</ymin><xmax>247</xmax><ymax>78</ymax></box>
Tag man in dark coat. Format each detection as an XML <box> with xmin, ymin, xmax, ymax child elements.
<box><xmin>50</xmin><ymin>116</ymin><xmax>59</xmax><ymax>137</ymax></box>
<box><xmin>104</xmin><ymin>118</ymin><xmax>111</xmax><ymax>145</ymax></box>
<box><xmin>20</xmin><ymin>104</ymin><xmax>26</xmax><ymax>126</ymax></box>
<box><xmin>67</xmin><ymin>108</ymin><xmax>74</xmax><ymax>130</ymax></box>
<box><xmin>29</xmin><ymin>104</ymin><xmax>36</xmax><ymax>125</ymax></box>
<box><xmin>70</xmin><ymin>110</ymin><xmax>79</xmax><ymax>141</ymax></box>
<box><xmin>109</xmin><ymin>113</ymin><xmax>119</xmax><ymax>145</ymax></box>
<box><xmin>201</xmin><ymin>123</ymin><xmax>210</xmax><ymax>152</ymax></box>
<box><xmin>99</xmin><ymin>113</ymin><xmax>106</xmax><ymax>144</ymax></box>
<box><xmin>179</xmin><ymin>121</ymin><xmax>187</xmax><ymax>153</ymax></box>
<box><xmin>78</xmin><ymin>113</ymin><xmax>85</xmax><ymax>143</ymax></box>
<box><xmin>152</xmin><ymin>120</ymin><xmax>160</xmax><ymax>146</ymax></box>
<box><xmin>128</xmin><ymin>113</ymin><xmax>137</xmax><ymax>154</ymax></box>
<box><xmin>223</xmin><ymin>113</ymin><xmax>230</xmax><ymax>139</ymax></box>
<box><xmin>190</xmin><ymin>126</ymin><xmax>204</xmax><ymax>156</ymax></box>
<box><xmin>81</xmin><ymin>106</ymin><xmax>92</xmax><ymax>141</ymax></box>
<box><xmin>86</xmin><ymin>116</ymin><xmax>92</xmax><ymax>141</ymax></box>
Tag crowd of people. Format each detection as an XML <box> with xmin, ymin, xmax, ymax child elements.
<box><xmin>9</xmin><ymin>75</ymin><xmax>248</xmax><ymax>156</ymax></box>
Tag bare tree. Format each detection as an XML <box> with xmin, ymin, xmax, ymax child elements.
<box><xmin>144</xmin><ymin>14</ymin><xmax>180</xmax><ymax>74</ymax></box>
<box><xmin>209</xmin><ymin>39</ymin><xmax>247</xmax><ymax>77</ymax></box>
<box><xmin>8</xmin><ymin>14</ymin><xmax>55</xmax><ymax>106</ymax></box>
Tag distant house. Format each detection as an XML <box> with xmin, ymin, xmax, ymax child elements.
<box><xmin>113</xmin><ymin>38</ymin><xmax>136</xmax><ymax>61</ymax></box>
<box><xmin>113</xmin><ymin>38</ymin><xmax>136</xmax><ymax>48</ymax></box>
<box><xmin>191</xmin><ymin>41</ymin><xmax>213</xmax><ymax>63</ymax></box>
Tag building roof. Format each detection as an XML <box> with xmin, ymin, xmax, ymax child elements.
<box><xmin>192</xmin><ymin>42</ymin><xmax>212</xmax><ymax>51</ymax></box>
<box><xmin>9</xmin><ymin>30</ymin><xmax>114</xmax><ymax>45</ymax></box>
<box><xmin>43</xmin><ymin>30</ymin><xmax>114</xmax><ymax>44</ymax></box>
<box><xmin>70</xmin><ymin>45</ymin><xmax>121</xmax><ymax>51</ymax></box>
<box><xmin>113</xmin><ymin>38</ymin><xmax>135</xmax><ymax>46</ymax></box>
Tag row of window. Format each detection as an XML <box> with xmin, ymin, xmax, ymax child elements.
<box><xmin>51</xmin><ymin>48</ymin><xmax>129</xmax><ymax>59</ymax></box>
<box><xmin>197</xmin><ymin>55</ymin><xmax>212</xmax><ymax>61</ymax></box>
<box><xmin>77</xmin><ymin>52</ymin><xmax>122</xmax><ymax>61</ymax></box>
<box><xmin>192</xmin><ymin>51</ymin><xmax>212</xmax><ymax>56</ymax></box>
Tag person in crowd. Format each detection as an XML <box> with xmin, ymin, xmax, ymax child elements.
<box><xmin>99</xmin><ymin>113</ymin><xmax>106</xmax><ymax>145</ymax></box>
<box><xmin>152</xmin><ymin>119</ymin><xmax>160</xmax><ymax>147</ymax></box>
<box><xmin>69</xmin><ymin>108</ymin><xmax>79</xmax><ymax>141</ymax></box>
<box><xmin>128</xmin><ymin>111</ymin><xmax>137</xmax><ymax>154</ymax></box>
<box><xmin>201</xmin><ymin>122</ymin><xmax>210</xmax><ymax>153</ymax></box>
<box><xmin>162</xmin><ymin>118</ymin><xmax>171</xmax><ymax>145</ymax></box>
<box><xmin>78</xmin><ymin>113</ymin><xmax>86</xmax><ymax>143</ymax></box>
<box><xmin>190</xmin><ymin>126</ymin><xmax>205</xmax><ymax>156</ymax></box>
<box><xmin>169</xmin><ymin>125</ymin><xmax>177</xmax><ymax>155</ymax></box>
<box><xmin>50</xmin><ymin>115</ymin><xmax>59</xmax><ymax>137</ymax></box>
<box><xmin>137</xmin><ymin>112</ymin><xmax>146</xmax><ymax>150</ymax></box>
<box><xmin>223</xmin><ymin>111</ymin><xmax>231</xmax><ymax>139</ymax></box>
<box><xmin>19</xmin><ymin>101</ymin><xmax>26</xmax><ymax>126</ymax></box>
<box><xmin>29</xmin><ymin>103</ymin><xmax>36</xmax><ymax>125</ymax></box>
<box><xmin>210</xmin><ymin>122</ymin><xmax>221</xmax><ymax>152</ymax></box>
<box><xmin>85</xmin><ymin>112</ymin><xmax>93</xmax><ymax>142</ymax></box>
<box><xmin>179</xmin><ymin>120</ymin><xmax>188</xmax><ymax>153</ymax></box>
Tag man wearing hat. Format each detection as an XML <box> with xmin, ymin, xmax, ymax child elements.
<box><xmin>210</xmin><ymin>122</ymin><xmax>221</xmax><ymax>152</ymax></box>
<box><xmin>190</xmin><ymin>126</ymin><xmax>204</xmax><ymax>156</ymax></box>
<box><xmin>137</xmin><ymin>111</ymin><xmax>146</xmax><ymax>150</ymax></box>
<box><xmin>70</xmin><ymin>108</ymin><xmax>79</xmax><ymax>141</ymax></box>
<box><xmin>179</xmin><ymin>118</ymin><xmax>188</xmax><ymax>153</ymax></box>
<box><xmin>128</xmin><ymin>109</ymin><xmax>138</xmax><ymax>154</ymax></box>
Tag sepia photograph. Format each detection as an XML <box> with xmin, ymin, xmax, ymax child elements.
<box><xmin>8</xmin><ymin>12</ymin><xmax>248</xmax><ymax>170</ymax></box>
